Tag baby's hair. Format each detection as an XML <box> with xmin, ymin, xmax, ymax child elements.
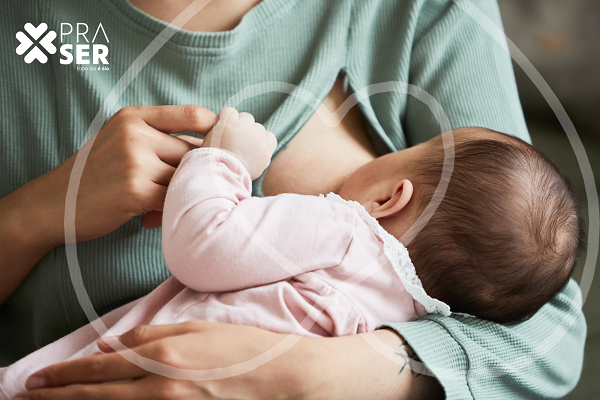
<box><xmin>406</xmin><ymin>129</ymin><xmax>586</xmax><ymax>324</ymax></box>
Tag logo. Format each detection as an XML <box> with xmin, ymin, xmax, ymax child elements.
<box><xmin>16</xmin><ymin>23</ymin><xmax>57</xmax><ymax>64</ymax></box>
<box><xmin>16</xmin><ymin>22</ymin><xmax>110</xmax><ymax>68</ymax></box>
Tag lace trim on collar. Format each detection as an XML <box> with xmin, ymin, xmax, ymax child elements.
<box><xmin>322</xmin><ymin>193</ymin><xmax>452</xmax><ymax>316</ymax></box>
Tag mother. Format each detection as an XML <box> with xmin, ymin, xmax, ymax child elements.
<box><xmin>0</xmin><ymin>0</ymin><xmax>585</xmax><ymax>399</ymax></box>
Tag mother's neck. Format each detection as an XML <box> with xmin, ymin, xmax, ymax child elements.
<box><xmin>129</xmin><ymin>0</ymin><xmax>263</xmax><ymax>32</ymax></box>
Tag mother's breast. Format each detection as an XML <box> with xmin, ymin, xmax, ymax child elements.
<box><xmin>262</xmin><ymin>76</ymin><xmax>378</xmax><ymax>197</ymax></box>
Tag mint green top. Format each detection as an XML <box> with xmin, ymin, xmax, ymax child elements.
<box><xmin>0</xmin><ymin>0</ymin><xmax>585</xmax><ymax>398</ymax></box>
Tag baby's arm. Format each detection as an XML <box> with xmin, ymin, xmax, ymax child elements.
<box><xmin>162</xmin><ymin>108</ymin><xmax>357</xmax><ymax>292</ymax></box>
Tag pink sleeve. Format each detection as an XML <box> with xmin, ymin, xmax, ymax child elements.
<box><xmin>162</xmin><ymin>147</ymin><xmax>357</xmax><ymax>292</ymax></box>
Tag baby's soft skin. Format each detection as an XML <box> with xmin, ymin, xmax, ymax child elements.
<box><xmin>203</xmin><ymin>109</ymin><xmax>514</xmax><ymax>246</ymax></box>
<box><xmin>201</xmin><ymin>107</ymin><xmax>277</xmax><ymax>180</ymax></box>
<box><xmin>204</xmin><ymin>107</ymin><xmax>419</xmax><ymax>238</ymax></box>
<box><xmin>338</xmin><ymin>128</ymin><xmax>517</xmax><ymax>241</ymax></box>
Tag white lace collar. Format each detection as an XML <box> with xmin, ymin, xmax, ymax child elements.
<box><xmin>322</xmin><ymin>193</ymin><xmax>452</xmax><ymax>317</ymax></box>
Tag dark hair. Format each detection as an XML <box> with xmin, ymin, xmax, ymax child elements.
<box><xmin>406</xmin><ymin>130</ymin><xmax>586</xmax><ymax>324</ymax></box>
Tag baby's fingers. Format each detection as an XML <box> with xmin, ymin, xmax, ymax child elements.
<box><xmin>238</xmin><ymin>112</ymin><xmax>255</xmax><ymax>124</ymax></box>
<box><xmin>217</xmin><ymin>107</ymin><xmax>239</xmax><ymax>122</ymax></box>
<box><xmin>254</xmin><ymin>122</ymin><xmax>265</xmax><ymax>132</ymax></box>
<box><xmin>265</xmin><ymin>129</ymin><xmax>278</xmax><ymax>153</ymax></box>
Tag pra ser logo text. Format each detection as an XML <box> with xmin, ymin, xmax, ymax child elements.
<box><xmin>16</xmin><ymin>22</ymin><xmax>109</xmax><ymax>65</ymax></box>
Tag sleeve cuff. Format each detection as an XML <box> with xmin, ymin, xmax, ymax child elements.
<box><xmin>182</xmin><ymin>146</ymin><xmax>247</xmax><ymax>171</ymax></box>
<box><xmin>379</xmin><ymin>319</ymin><xmax>473</xmax><ymax>400</ymax></box>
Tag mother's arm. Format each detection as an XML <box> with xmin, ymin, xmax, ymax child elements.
<box><xmin>21</xmin><ymin>322</ymin><xmax>443</xmax><ymax>400</ymax></box>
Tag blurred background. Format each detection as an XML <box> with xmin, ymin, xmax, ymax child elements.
<box><xmin>498</xmin><ymin>0</ymin><xmax>599</xmax><ymax>398</ymax></box>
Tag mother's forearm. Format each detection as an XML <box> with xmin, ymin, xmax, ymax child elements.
<box><xmin>298</xmin><ymin>329</ymin><xmax>444</xmax><ymax>400</ymax></box>
<box><xmin>0</xmin><ymin>169</ymin><xmax>66</xmax><ymax>304</ymax></box>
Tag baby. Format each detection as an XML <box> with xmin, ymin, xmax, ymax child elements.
<box><xmin>0</xmin><ymin>108</ymin><xmax>584</xmax><ymax>397</ymax></box>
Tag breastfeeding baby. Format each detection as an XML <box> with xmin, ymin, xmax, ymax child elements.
<box><xmin>0</xmin><ymin>107</ymin><xmax>583</xmax><ymax>397</ymax></box>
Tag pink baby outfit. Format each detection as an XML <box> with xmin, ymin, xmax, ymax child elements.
<box><xmin>0</xmin><ymin>148</ymin><xmax>449</xmax><ymax>398</ymax></box>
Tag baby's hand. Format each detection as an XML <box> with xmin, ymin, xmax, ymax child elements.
<box><xmin>202</xmin><ymin>108</ymin><xmax>277</xmax><ymax>180</ymax></box>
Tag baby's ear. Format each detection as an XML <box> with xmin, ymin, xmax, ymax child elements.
<box><xmin>369</xmin><ymin>179</ymin><xmax>414</xmax><ymax>219</ymax></box>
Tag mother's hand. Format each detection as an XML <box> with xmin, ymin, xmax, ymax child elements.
<box><xmin>58</xmin><ymin>105</ymin><xmax>215</xmax><ymax>239</ymax></box>
<box><xmin>18</xmin><ymin>321</ymin><xmax>443</xmax><ymax>400</ymax></box>
<box><xmin>19</xmin><ymin>321</ymin><xmax>304</xmax><ymax>400</ymax></box>
<box><xmin>0</xmin><ymin>105</ymin><xmax>215</xmax><ymax>304</ymax></box>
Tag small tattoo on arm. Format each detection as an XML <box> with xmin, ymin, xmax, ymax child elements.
<box><xmin>395</xmin><ymin>341</ymin><xmax>430</xmax><ymax>377</ymax></box>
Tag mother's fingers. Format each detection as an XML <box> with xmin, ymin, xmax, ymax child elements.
<box><xmin>133</xmin><ymin>105</ymin><xmax>217</xmax><ymax>135</ymax></box>
<box><xmin>119</xmin><ymin>105</ymin><xmax>212</xmax><ymax>167</ymax></box>
<box><xmin>24</xmin><ymin>351</ymin><xmax>147</xmax><ymax>391</ymax></box>
<box><xmin>20</xmin><ymin>380</ymin><xmax>134</xmax><ymax>400</ymax></box>
<box><xmin>99</xmin><ymin>321</ymin><xmax>207</xmax><ymax>354</ymax></box>
<box><xmin>20</xmin><ymin>375</ymin><xmax>198</xmax><ymax>400</ymax></box>
<box><xmin>139</xmin><ymin>183</ymin><xmax>168</xmax><ymax>212</ymax></box>
<box><xmin>176</xmin><ymin>135</ymin><xmax>204</xmax><ymax>147</ymax></box>
<box><xmin>149</xmin><ymin>161</ymin><xmax>177</xmax><ymax>187</ymax></box>
<box><xmin>151</xmin><ymin>133</ymin><xmax>198</xmax><ymax>167</ymax></box>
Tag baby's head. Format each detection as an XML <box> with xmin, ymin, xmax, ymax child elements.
<box><xmin>339</xmin><ymin>128</ymin><xmax>585</xmax><ymax>324</ymax></box>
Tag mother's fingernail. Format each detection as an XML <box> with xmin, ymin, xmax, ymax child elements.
<box><xmin>25</xmin><ymin>375</ymin><xmax>46</xmax><ymax>390</ymax></box>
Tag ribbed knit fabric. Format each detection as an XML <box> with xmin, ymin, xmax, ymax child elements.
<box><xmin>0</xmin><ymin>0</ymin><xmax>585</xmax><ymax>398</ymax></box>
<box><xmin>381</xmin><ymin>279</ymin><xmax>586</xmax><ymax>399</ymax></box>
